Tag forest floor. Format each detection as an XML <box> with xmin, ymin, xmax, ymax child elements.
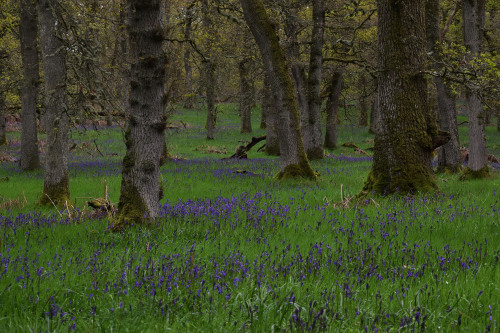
<box><xmin>0</xmin><ymin>104</ymin><xmax>499</xmax><ymax>331</ymax></box>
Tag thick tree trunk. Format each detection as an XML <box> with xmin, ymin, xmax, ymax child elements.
<box><xmin>324</xmin><ymin>70</ymin><xmax>343</xmax><ymax>150</ymax></box>
<box><xmin>304</xmin><ymin>0</ymin><xmax>325</xmax><ymax>160</ymax></box>
<box><xmin>20</xmin><ymin>0</ymin><xmax>41</xmax><ymax>171</ymax></box>
<box><xmin>239</xmin><ymin>59</ymin><xmax>253</xmax><ymax>133</ymax></box>
<box><xmin>38</xmin><ymin>0</ymin><xmax>71</xmax><ymax>206</ymax></box>
<box><xmin>240</xmin><ymin>0</ymin><xmax>316</xmax><ymax>180</ymax></box>
<box><xmin>461</xmin><ymin>0</ymin><xmax>488</xmax><ymax>178</ymax></box>
<box><xmin>426</xmin><ymin>0</ymin><xmax>460</xmax><ymax>173</ymax></box>
<box><xmin>362</xmin><ymin>0</ymin><xmax>448</xmax><ymax>195</ymax></box>
<box><xmin>183</xmin><ymin>6</ymin><xmax>195</xmax><ymax>109</ymax></box>
<box><xmin>358</xmin><ymin>74</ymin><xmax>368</xmax><ymax>127</ymax></box>
<box><xmin>113</xmin><ymin>0</ymin><xmax>167</xmax><ymax>229</ymax></box>
<box><xmin>263</xmin><ymin>74</ymin><xmax>280</xmax><ymax>155</ymax></box>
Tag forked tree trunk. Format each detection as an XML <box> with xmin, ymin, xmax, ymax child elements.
<box><xmin>324</xmin><ymin>70</ymin><xmax>343</xmax><ymax>150</ymax></box>
<box><xmin>20</xmin><ymin>0</ymin><xmax>41</xmax><ymax>171</ymax></box>
<box><xmin>426</xmin><ymin>0</ymin><xmax>461</xmax><ymax>173</ymax></box>
<box><xmin>113</xmin><ymin>0</ymin><xmax>167</xmax><ymax>229</ymax></box>
<box><xmin>304</xmin><ymin>0</ymin><xmax>325</xmax><ymax>160</ymax></box>
<box><xmin>38</xmin><ymin>0</ymin><xmax>71</xmax><ymax>206</ymax></box>
<box><xmin>239</xmin><ymin>59</ymin><xmax>253</xmax><ymax>133</ymax></box>
<box><xmin>362</xmin><ymin>0</ymin><xmax>449</xmax><ymax>195</ymax></box>
<box><xmin>240</xmin><ymin>0</ymin><xmax>315</xmax><ymax>180</ymax></box>
<box><xmin>461</xmin><ymin>0</ymin><xmax>488</xmax><ymax>178</ymax></box>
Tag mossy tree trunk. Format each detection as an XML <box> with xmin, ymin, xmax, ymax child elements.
<box><xmin>239</xmin><ymin>58</ymin><xmax>253</xmax><ymax>134</ymax></box>
<box><xmin>324</xmin><ymin>70</ymin><xmax>343</xmax><ymax>150</ymax></box>
<box><xmin>113</xmin><ymin>0</ymin><xmax>167</xmax><ymax>229</ymax></box>
<box><xmin>304</xmin><ymin>0</ymin><xmax>325</xmax><ymax>160</ymax></box>
<box><xmin>183</xmin><ymin>5</ymin><xmax>195</xmax><ymax>109</ymax></box>
<box><xmin>38</xmin><ymin>0</ymin><xmax>70</xmax><ymax>206</ymax></box>
<box><xmin>369</xmin><ymin>93</ymin><xmax>380</xmax><ymax>134</ymax></box>
<box><xmin>240</xmin><ymin>0</ymin><xmax>316</xmax><ymax>180</ymax></box>
<box><xmin>204</xmin><ymin>59</ymin><xmax>216</xmax><ymax>140</ymax></box>
<box><xmin>0</xmin><ymin>93</ymin><xmax>5</xmax><ymax>146</ymax></box>
<box><xmin>0</xmin><ymin>49</ymin><xmax>6</xmax><ymax>146</ymax></box>
<box><xmin>461</xmin><ymin>0</ymin><xmax>489</xmax><ymax>178</ymax></box>
<box><xmin>263</xmin><ymin>73</ymin><xmax>280</xmax><ymax>155</ymax></box>
<box><xmin>20</xmin><ymin>0</ymin><xmax>41</xmax><ymax>171</ymax></box>
<box><xmin>202</xmin><ymin>0</ymin><xmax>216</xmax><ymax>140</ymax></box>
<box><xmin>426</xmin><ymin>0</ymin><xmax>461</xmax><ymax>174</ymax></box>
<box><xmin>358</xmin><ymin>74</ymin><xmax>368</xmax><ymax>127</ymax></box>
<box><xmin>362</xmin><ymin>0</ymin><xmax>449</xmax><ymax>195</ymax></box>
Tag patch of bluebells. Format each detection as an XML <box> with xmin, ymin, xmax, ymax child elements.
<box><xmin>0</xmin><ymin>190</ymin><xmax>499</xmax><ymax>330</ymax></box>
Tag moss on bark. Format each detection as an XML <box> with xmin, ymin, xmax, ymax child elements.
<box><xmin>112</xmin><ymin>183</ymin><xmax>149</xmax><ymax>231</ymax></box>
<box><xmin>38</xmin><ymin>176</ymin><xmax>71</xmax><ymax>207</ymax></box>
<box><xmin>275</xmin><ymin>162</ymin><xmax>318</xmax><ymax>181</ymax></box>
<box><xmin>459</xmin><ymin>165</ymin><xmax>490</xmax><ymax>180</ymax></box>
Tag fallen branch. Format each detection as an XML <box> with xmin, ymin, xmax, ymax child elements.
<box><xmin>224</xmin><ymin>135</ymin><xmax>266</xmax><ymax>159</ymax></box>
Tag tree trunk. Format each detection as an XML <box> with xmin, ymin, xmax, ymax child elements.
<box><xmin>324</xmin><ymin>70</ymin><xmax>343</xmax><ymax>150</ymax></box>
<box><xmin>304</xmin><ymin>0</ymin><xmax>325</xmax><ymax>160</ymax></box>
<box><xmin>202</xmin><ymin>0</ymin><xmax>216</xmax><ymax>140</ymax></box>
<box><xmin>358</xmin><ymin>74</ymin><xmax>368</xmax><ymax>127</ymax></box>
<box><xmin>369</xmin><ymin>91</ymin><xmax>380</xmax><ymax>134</ymax></box>
<box><xmin>183</xmin><ymin>5</ymin><xmax>195</xmax><ymax>109</ymax></box>
<box><xmin>239</xmin><ymin>59</ymin><xmax>253</xmax><ymax>133</ymax></box>
<box><xmin>0</xmin><ymin>94</ymin><xmax>5</xmax><ymax>146</ymax></box>
<box><xmin>113</xmin><ymin>0</ymin><xmax>167</xmax><ymax>229</ymax></box>
<box><xmin>204</xmin><ymin>60</ymin><xmax>216</xmax><ymax>140</ymax></box>
<box><xmin>426</xmin><ymin>0</ymin><xmax>461</xmax><ymax>173</ymax></box>
<box><xmin>20</xmin><ymin>0</ymin><xmax>41</xmax><ymax>171</ymax></box>
<box><xmin>263</xmin><ymin>74</ymin><xmax>280</xmax><ymax>155</ymax></box>
<box><xmin>0</xmin><ymin>48</ymin><xmax>6</xmax><ymax>146</ymax></box>
<box><xmin>362</xmin><ymin>0</ymin><xmax>449</xmax><ymax>195</ymax></box>
<box><xmin>461</xmin><ymin>0</ymin><xmax>488</xmax><ymax>178</ymax></box>
<box><xmin>240</xmin><ymin>0</ymin><xmax>316</xmax><ymax>180</ymax></box>
<box><xmin>38</xmin><ymin>0</ymin><xmax>71</xmax><ymax>206</ymax></box>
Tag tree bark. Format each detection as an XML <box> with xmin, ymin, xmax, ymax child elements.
<box><xmin>369</xmin><ymin>94</ymin><xmax>380</xmax><ymax>134</ymax></box>
<box><xmin>113</xmin><ymin>0</ymin><xmax>167</xmax><ymax>229</ymax></box>
<box><xmin>183</xmin><ymin>5</ymin><xmax>195</xmax><ymax>109</ymax></box>
<box><xmin>204</xmin><ymin>60</ymin><xmax>216</xmax><ymax>140</ymax></box>
<box><xmin>362</xmin><ymin>0</ymin><xmax>448</xmax><ymax>195</ymax></box>
<box><xmin>263</xmin><ymin>73</ymin><xmax>280</xmax><ymax>155</ymax></box>
<box><xmin>202</xmin><ymin>0</ymin><xmax>216</xmax><ymax>140</ymax></box>
<box><xmin>0</xmin><ymin>94</ymin><xmax>5</xmax><ymax>146</ymax></box>
<box><xmin>304</xmin><ymin>0</ymin><xmax>325</xmax><ymax>160</ymax></box>
<box><xmin>426</xmin><ymin>0</ymin><xmax>461</xmax><ymax>173</ymax></box>
<box><xmin>240</xmin><ymin>0</ymin><xmax>316</xmax><ymax>180</ymax></box>
<box><xmin>38</xmin><ymin>0</ymin><xmax>71</xmax><ymax>206</ymax></box>
<box><xmin>324</xmin><ymin>70</ymin><xmax>343</xmax><ymax>150</ymax></box>
<box><xmin>239</xmin><ymin>59</ymin><xmax>253</xmax><ymax>133</ymax></box>
<box><xmin>461</xmin><ymin>0</ymin><xmax>488</xmax><ymax>178</ymax></box>
<box><xmin>20</xmin><ymin>0</ymin><xmax>41</xmax><ymax>171</ymax></box>
<box><xmin>358</xmin><ymin>74</ymin><xmax>368</xmax><ymax>127</ymax></box>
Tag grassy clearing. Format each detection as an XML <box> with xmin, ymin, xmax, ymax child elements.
<box><xmin>0</xmin><ymin>104</ymin><xmax>499</xmax><ymax>331</ymax></box>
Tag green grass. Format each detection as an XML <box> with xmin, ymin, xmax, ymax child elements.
<box><xmin>0</xmin><ymin>104</ymin><xmax>499</xmax><ymax>331</ymax></box>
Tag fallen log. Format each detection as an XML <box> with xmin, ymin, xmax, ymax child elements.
<box><xmin>224</xmin><ymin>135</ymin><xmax>266</xmax><ymax>159</ymax></box>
